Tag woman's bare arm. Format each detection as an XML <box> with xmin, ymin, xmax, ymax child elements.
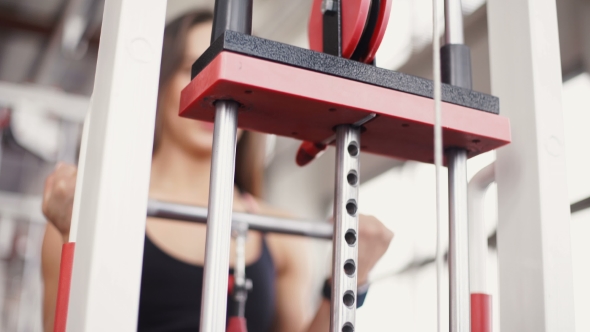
<box><xmin>269</xmin><ymin>234</ymin><xmax>317</xmax><ymax>332</ymax></box>
<box><xmin>270</xmin><ymin>215</ymin><xmax>394</xmax><ymax>332</ymax></box>
<box><xmin>41</xmin><ymin>163</ymin><xmax>77</xmax><ymax>331</ymax></box>
<box><xmin>42</xmin><ymin>223</ymin><xmax>66</xmax><ymax>332</ymax></box>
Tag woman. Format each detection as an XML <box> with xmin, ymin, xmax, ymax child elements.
<box><xmin>41</xmin><ymin>11</ymin><xmax>394</xmax><ymax>332</ymax></box>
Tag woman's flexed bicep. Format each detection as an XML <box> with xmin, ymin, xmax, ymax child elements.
<box><xmin>42</xmin><ymin>163</ymin><xmax>77</xmax><ymax>243</ymax></box>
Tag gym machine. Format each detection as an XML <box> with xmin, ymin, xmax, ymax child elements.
<box><xmin>51</xmin><ymin>0</ymin><xmax>535</xmax><ymax>331</ymax></box>
<box><xmin>177</xmin><ymin>1</ymin><xmax>508</xmax><ymax>331</ymax></box>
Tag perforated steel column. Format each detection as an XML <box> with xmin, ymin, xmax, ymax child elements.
<box><xmin>331</xmin><ymin>125</ymin><xmax>361</xmax><ymax>332</ymax></box>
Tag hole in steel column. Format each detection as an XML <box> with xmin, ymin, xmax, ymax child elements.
<box><xmin>345</xmin><ymin>229</ymin><xmax>357</xmax><ymax>246</ymax></box>
<box><xmin>347</xmin><ymin>142</ymin><xmax>359</xmax><ymax>157</ymax></box>
<box><xmin>344</xmin><ymin>259</ymin><xmax>356</xmax><ymax>276</ymax></box>
<box><xmin>347</xmin><ymin>171</ymin><xmax>358</xmax><ymax>186</ymax></box>
<box><xmin>343</xmin><ymin>291</ymin><xmax>355</xmax><ymax>307</ymax></box>
<box><xmin>346</xmin><ymin>200</ymin><xmax>357</xmax><ymax>215</ymax></box>
<box><xmin>342</xmin><ymin>322</ymin><xmax>354</xmax><ymax>332</ymax></box>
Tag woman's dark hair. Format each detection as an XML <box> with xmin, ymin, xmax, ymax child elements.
<box><xmin>155</xmin><ymin>11</ymin><xmax>266</xmax><ymax>197</ymax></box>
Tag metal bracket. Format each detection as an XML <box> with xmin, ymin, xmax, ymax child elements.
<box><xmin>322</xmin><ymin>0</ymin><xmax>336</xmax><ymax>13</ymax></box>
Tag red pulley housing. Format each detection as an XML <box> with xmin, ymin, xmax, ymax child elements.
<box><xmin>308</xmin><ymin>0</ymin><xmax>392</xmax><ymax>63</ymax></box>
<box><xmin>308</xmin><ymin>0</ymin><xmax>371</xmax><ymax>58</ymax></box>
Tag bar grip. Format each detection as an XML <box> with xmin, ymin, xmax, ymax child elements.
<box><xmin>54</xmin><ymin>242</ymin><xmax>76</xmax><ymax>332</ymax></box>
<box><xmin>227</xmin><ymin>317</ymin><xmax>248</xmax><ymax>332</ymax></box>
<box><xmin>228</xmin><ymin>274</ymin><xmax>235</xmax><ymax>295</ymax></box>
<box><xmin>296</xmin><ymin>141</ymin><xmax>328</xmax><ymax>166</ymax></box>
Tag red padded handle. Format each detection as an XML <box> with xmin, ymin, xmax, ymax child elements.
<box><xmin>54</xmin><ymin>242</ymin><xmax>76</xmax><ymax>332</ymax></box>
<box><xmin>296</xmin><ymin>141</ymin><xmax>328</xmax><ymax>166</ymax></box>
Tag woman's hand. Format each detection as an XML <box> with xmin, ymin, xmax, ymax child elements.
<box><xmin>356</xmin><ymin>215</ymin><xmax>394</xmax><ymax>284</ymax></box>
<box><xmin>42</xmin><ymin>163</ymin><xmax>78</xmax><ymax>242</ymax></box>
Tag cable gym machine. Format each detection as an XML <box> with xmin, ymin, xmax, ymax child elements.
<box><xmin>54</xmin><ymin>0</ymin><xmax>582</xmax><ymax>331</ymax></box>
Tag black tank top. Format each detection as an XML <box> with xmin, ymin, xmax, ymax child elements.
<box><xmin>137</xmin><ymin>235</ymin><xmax>276</xmax><ymax>332</ymax></box>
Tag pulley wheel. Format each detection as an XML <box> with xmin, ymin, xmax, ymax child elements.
<box><xmin>361</xmin><ymin>0</ymin><xmax>392</xmax><ymax>63</ymax></box>
<box><xmin>308</xmin><ymin>0</ymin><xmax>371</xmax><ymax>58</ymax></box>
<box><xmin>350</xmin><ymin>0</ymin><xmax>392</xmax><ymax>63</ymax></box>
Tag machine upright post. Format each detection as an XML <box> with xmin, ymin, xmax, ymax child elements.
<box><xmin>441</xmin><ymin>0</ymin><xmax>472</xmax><ymax>89</ymax></box>
<box><xmin>65</xmin><ymin>0</ymin><xmax>167</xmax><ymax>330</ymax></box>
<box><xmin>200</xmin><ymin>101</ymin><xmax>239</xmax><ymax>332</ymax></box>
<box><xmin>331</xmin><ymin>125</ymin><xmax>361</xmax><ymax>332</ymax></box>
<box><xmin>444</xmin><ymin>0</ymin><xmax>464</xmax><ymax>45</ymax></box>
<box><xmin>447</xmin><ymin>148</ymin><xmax>471</xmax><ymax>332</ymax></box>
<box><xmin>488</xmin><ymin>0</ymin><xmax>575</xmax><ymax>330</ymax></box>
<box><xmin>442</xmin><ymin>1</ymin><xmax>471</xmax><ymax>332</ymax></box>
<box><xmin>201</xmin><ymin>1</ymin><xmax>253</xmax><ymax>331</ymax></box>
<box><xmin>211</xmin><ymin>0</ymin><xmax>253</xmax><ymax>43</ymax></box>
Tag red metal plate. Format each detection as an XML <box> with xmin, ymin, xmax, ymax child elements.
<box><xmin>361</xmin><ymin>0</ymin><xmax>392</xmax><ymax>63</ymax></box>
<box><xmin>54</xmin><ymin>242</ymin><xmax>75</xmax><ymax>332</ymax></box>
<box><xmin>180</xmin><ymin>52</ymin><xmax>511</xmax><ymax>164</ymax></box>
<box><xmin>308</xmin><ymin>0</ymin><xmax>371</xmax><ymax>58</ymax></box>
<box><xmin>471</xmin><ymin>293</ymin><xmax>492</xmax><ymax>332</ymax></box>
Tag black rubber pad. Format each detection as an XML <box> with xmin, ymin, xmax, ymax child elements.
<box><xmin>192</xmin><ymin>31</ymin><xmax>499</xmax><ymax>115</ymax></box>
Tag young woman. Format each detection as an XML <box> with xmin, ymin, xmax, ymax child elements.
<box><xmin>41</xmin><ymin>11</ymin><xmax>394</xmax><ymax>332</ymax></box>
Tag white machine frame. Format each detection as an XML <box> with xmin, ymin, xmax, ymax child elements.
<box><xmin>67</xmin><ymin>0</ymin><xmax>166</xmax><ymax>330</ymax></box>
<box><xmin>488</xmin><ymin>0</ymin><xmax>575</xmax><ymax>330</ymax></box>
<box><xmin>62</xmin><ymin>0</ymin><xmax>575</xmax><ymax>331</ymax></box>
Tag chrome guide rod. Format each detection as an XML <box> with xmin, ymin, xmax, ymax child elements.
<box><xmin>444</xmin><ymin>0</ymin><xmax>464</xmax><ymax>44</ymax></box>
<box><xmin>200</xmin><ymin>101</ymin><xmax>239</xmax><ymax>332</ymax></box>
<box><xmin>447</xmin><ymin>148</ymin><xmax>470</xmax><ymax>332</ymax></box>
<box><xmin>443</xmin><ymin>1</ymin><xmax>471</xmax><ymax>331</ymax></box>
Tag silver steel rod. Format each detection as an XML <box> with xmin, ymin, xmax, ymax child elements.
<box><xmin>232</xmin><ymin>222</ymin><xmax>248</xmax><ymax>289</ymax></box>
<box><xmin>444</xmin><ymin>0</ymin><xmax>465</xmax><ymax>44</ymax></box>
<box><xmin>211</xmin><ymin>0</ymin><xmax>253</xmax><ymax>43</ymax></box>
<box><xmin>200</xmin><ymin>101</ymin><xmax>239</xmax><ymax>332</ymax></box>
<box><xmin>444</xmin><ymin>3</ymin><xmax>471</xmax><ymax>330</ymax></box>
<box><xmin>468</xmin><ymin>162</ymin><xmax>495</xmax><ymax>294</ymax></box>
<box><xmin>147</xmin><ymin>200</ymin><xmax>334</xmax><ymax>240</ymax></box>
<box><xmin>232</xmin><ymin>222</ymin><xmax>248</xmax><ymax>317</ymax></box>
<box><xmin>331</xmin><ymin>125</ymin><xmax>361</xmax><ymax>332</ymax></box>
<box><xmin>447</xmin><ymin>148</ymin><xmax>471</xmax><ymax>332</ymax></box>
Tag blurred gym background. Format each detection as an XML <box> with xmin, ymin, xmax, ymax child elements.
<box><xmin>0</xmin><ymin>0</ymin><xmax>589</xmax><ymax>331</ymax></box>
